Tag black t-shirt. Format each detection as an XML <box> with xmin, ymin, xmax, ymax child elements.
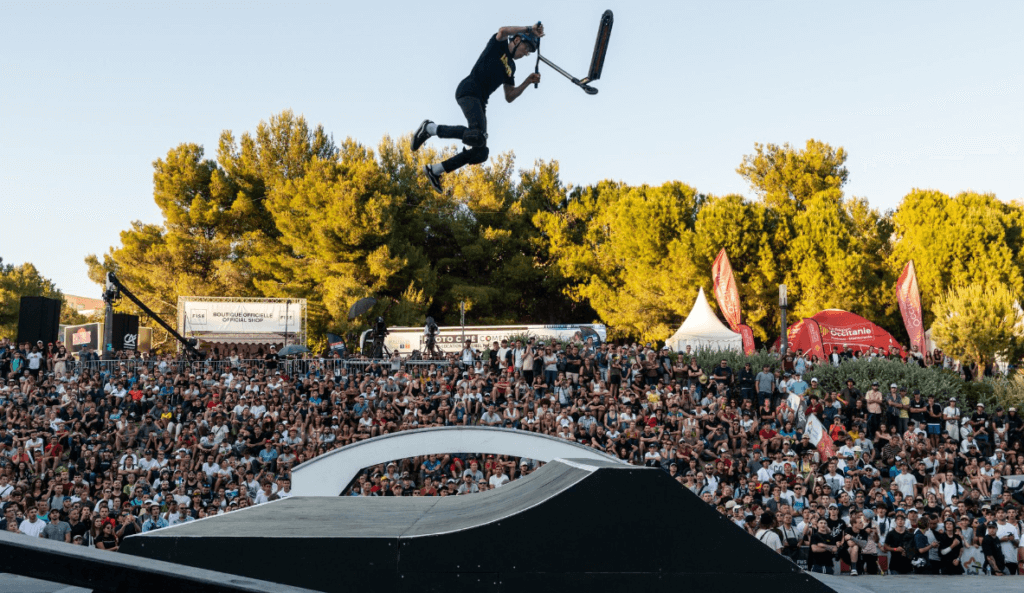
<box><xmin>70</xmin><ymin>520</ymin><xmax>90</xmax><ymax>539</ymax></box>
<box><xmin>809</xmin><ymin>531</ymin><xmax>838</xmax><ymax>566</ymax></box>
<box><xmin>826</xmin><ymin>516</ymin><xmax>846</xmax><ymax>538</ymax></box>
<box><xmin>846</xmin><ymin>525</ymin><xmax>871</xmax><ymax>549</ymax></box>
<box><xmin>982</xmin><ymin>534</ymin><xmax>1005</xmax><ymax>571</ymax></box>
<box><xmin>909</xmin><ymin>397</ymin><xmax>927</xmax><ymax>423</ymax></box>
<box><xmin>885</xmin><ymin>529</ymin><xmax>914</xmax><ymax>573</ymax></box>
<box><xmin>264</xmin><ymin>353</ymin><xmax>279</xmax><ymax>370</ymax></box>
<box><xmin>459</xmin><ymin>34</ymin><xmax>515</xmax><ymax>103</ymax></box>
<box><xmin>971</xmin><ymin>411</ymin><xmax>990</xmax><ymax>434</ymax></box>
<box><xmin>738</xmin><ymin>369</ymin><xmax>755</xmax><ymax>389</ymax></box>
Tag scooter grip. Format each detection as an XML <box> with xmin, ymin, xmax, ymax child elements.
<box><xmin>534</xmin><ymin>21</ymin><xmax>541</xmax><ymax>88</ymax></box>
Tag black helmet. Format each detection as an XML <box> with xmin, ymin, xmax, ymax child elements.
<box><xmin>513</xmin><ymin>29</ymin><xmax>539</xmax><ymax>52</ymax></box>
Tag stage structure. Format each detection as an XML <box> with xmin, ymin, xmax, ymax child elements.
<box><xmin>177</xmin><ymin>296</ymin><xmax>307</xmax><ymax>348</ymax></box>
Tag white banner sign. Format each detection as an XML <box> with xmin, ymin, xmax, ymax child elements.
<box><xmin>382</xmin><ymin>324</ymin><xmax>607</xmax><ymax>354</ymax></box>
<box><xmin>182</xmin><ymin>301</ymin><xmax>303</xmax><ymax>334</ymax></box>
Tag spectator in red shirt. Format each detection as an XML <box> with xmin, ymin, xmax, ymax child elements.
<box><xmin>759</xmin><ymin>423</ymin><xmax>782</xmax><ymax>453</ymax></box>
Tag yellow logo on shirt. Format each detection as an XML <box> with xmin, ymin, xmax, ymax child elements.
<box><xmin>500</xmin><ymin>54</ymin><xmax>512</xmax><ymax>77</ymax></box>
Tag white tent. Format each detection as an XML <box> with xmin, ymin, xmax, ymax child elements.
<box><xmin>666</xmin><ymin>287</ymin><xmax>743</xmax><ymax>352</ymax></box>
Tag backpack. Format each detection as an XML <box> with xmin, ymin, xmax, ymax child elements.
<box><xmin>905</xmin><ymin>530</ymin><xmax>926</xmax><ymax>568</ymax></box>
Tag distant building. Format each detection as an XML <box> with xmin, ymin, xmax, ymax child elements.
<box><xmin>65</xmin><ymin>295</ymin><xmax>104</xmax><ymax>316</ymax></box>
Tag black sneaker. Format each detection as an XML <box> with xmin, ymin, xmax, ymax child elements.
<box><xmin>411</xmin><ymin>120</ymin><xmax>432</xmax><ymax>152</ymax></box>
<box><xmin>423</xmin><ymin>165</ymin><xmax>443</xmax><ymax>193</ymax></box>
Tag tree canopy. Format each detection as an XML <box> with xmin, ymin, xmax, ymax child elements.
<box><xmin>931</xmin><ymin>282</ymin><xmax>1023</xmax><ymax>366</ymax></box>
<box><xmin>81</xmin><ymin>113</ymin><xmax>1023</xmax><ymax>357</ymax></box>
<box><xmin>0</xmin><ymin>258</ymin><xmax>87</xmax><ymax>339</ymax></box>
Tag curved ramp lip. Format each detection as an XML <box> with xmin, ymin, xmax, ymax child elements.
<box><xmin>291</xmin><ymin>426</ymin><xmax>626</xmax><ymax>497</ymax></box>
<box><xmin>130</xmin><ymin>459</ymin><xmax>654</xmax><ymax>542</ymax></box>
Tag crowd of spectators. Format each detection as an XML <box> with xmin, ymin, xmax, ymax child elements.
<box><xmin>0</xmin><ymin>334</ymin><xmax>1022</xmax><ymax>578</ymax></box>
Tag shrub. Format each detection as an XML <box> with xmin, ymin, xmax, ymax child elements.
<box><xmin>977</xmin><ymin>374</ymin><xmax>1024</xmax><ymax>412</ymax></box>
<box><xmin>681</xmin><ymin>348</ymin><xmax>968</xmax><ymax>399</ymax></box>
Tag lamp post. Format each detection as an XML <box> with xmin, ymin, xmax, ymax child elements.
<box><xmin>460</xmin><ymin>301</ymin><xmax>466</xmax><ymax>348</ymax></box>
<box><xmin>779</xmin><ymin>284</ymin><xmax>788</xmax><ymax>357</ymax></box>
<box><xmin>284</xmin><ymin>300</ymin><xmax>291</xmax><ymax>348</ymax></box>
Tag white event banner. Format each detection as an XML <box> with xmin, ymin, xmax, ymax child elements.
<box><xmin>182</xmin><ymin>301</ymin><xmax>303</xmax><ymax>334</ymax></box>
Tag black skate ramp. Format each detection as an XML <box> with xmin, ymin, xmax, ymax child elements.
<box><xmin>809</xmin><ymin>573</ymin><xmax>1019</xmax><ymax>593</ymax></box>
<box><xmin>120</xmin><ymin>458</ymin><xmax>834</xmax><ymax>593</ymax></box>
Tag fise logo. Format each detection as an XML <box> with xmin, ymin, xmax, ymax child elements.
<box><xmin>190</xmin><ymin>310</ymin><xmax>208</xmax><ymax>325</ymax></box>
<box><xmin>279</xmin><ymin>311</ymin><xmax>296</xmax><ymax>324</ymax></box>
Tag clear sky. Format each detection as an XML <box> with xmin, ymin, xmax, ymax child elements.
<box><xmin>2</xmin><ymin>0</ymin><xmax>1021</xmax><ymax>299</ymax></box>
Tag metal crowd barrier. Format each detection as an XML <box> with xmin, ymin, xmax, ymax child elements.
<box><xmin>66</xmin><ymin>357</ymin><xmax>452</xmax><ymax>378</ymax></box>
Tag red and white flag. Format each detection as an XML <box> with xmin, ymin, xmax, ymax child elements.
<box><xmin>804</xmin><ymin>414</ymin><xmax>836</xmax><ymax>459</ymax></box>
<box><xmin>712</xmin><ymin>248</ymin><xmax>743</xmax><ymax>330</ymax></box>
<box><xmin>712</xmin><ymin>249</ymin><xmax>755</xmax><ymax>353</ymax></box>
<box><xmin>737</xmin><ymin>324</ymin><xmax>755</xmax><ymax>355</ymax></box>
<box><xmin>802</xmin><ymin>319</ymin><xmax>826</xmax><ymax>360</ymax></box>
<box><xmin>896</xmin><ymin>260</ymin><xmax>926</xmax><ymax>354</ymax></box>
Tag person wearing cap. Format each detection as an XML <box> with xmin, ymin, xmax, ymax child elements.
<box><xmin>41</xmin><ymin>508</ymin><xmax>71</xmax><ymax>542</ymax></box>
<box><xmin>141</xmin><ymin>503</ymin><xmax>168</xmax><ymax>532</ymax></box>
<box><xmin>882</xmin><ymin>510</ymin><xmax>914</xmax><ymax>574</ymax></box>
<box><xmin>993</xmin><ymin>507</ymin><xmax>1021</xmax><ymax>574</ymax></box>
<box><xmin>983</xmin><ymin>521</ymin><xmax>1008</xmax><ymax>575</ymax></box>
<box><xmin>1007</xmin><ymin>407</ymin><xmax>1022</xmax><ymax>447</ymax></box>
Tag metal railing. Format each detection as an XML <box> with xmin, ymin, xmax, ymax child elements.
<box><xmin>66</xmin><ymin>357</ymin><xmax>453</xmax><ymax>378</ymax></box>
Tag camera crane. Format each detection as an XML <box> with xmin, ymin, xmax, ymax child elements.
<box><xmin>102</xmin><ymin>272</ymin><xmax>203</xmax><ymax>360</ymax></box>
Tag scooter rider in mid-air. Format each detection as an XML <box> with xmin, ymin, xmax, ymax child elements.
<box><xmin>411</xmin><ymin>23</ymin><xmax>544</xmax><ymax>192</ymax></box>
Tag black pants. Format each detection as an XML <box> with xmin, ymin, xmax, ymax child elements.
<box><xmin>860</xmin><ymin>554</ymin><xmax>879</xmax><ymax>575</ymax></box>
<box><xmin>866</xmin><ymin>413</ymin><xmax>881</xmax><ymax>438</ymax></box>
<box><xmin>436</xmin><ymin>95</ymin><xmax>488</xmax><ymax>173</ymax></box>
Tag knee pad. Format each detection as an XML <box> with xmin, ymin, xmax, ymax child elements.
<box><xmin>467</xmin><ymin>146</ymin><xmax>489</xmax><ymax>164</ymax></box>
<box><xmin>463</xmin><ymin>129</ymin><xmax>488</xmax><ymax>148</ymax></box>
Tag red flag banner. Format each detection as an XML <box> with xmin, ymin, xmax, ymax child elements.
<box><xmin>737</xmin><ymin>324</ymin><xmax>755</xmax><ymax>355</ymax></box>
<box><xmin>803</xmin><ymin>319</ymin><xmax>826</xmax><ymax>360</ymax></box>
<box><xmin>804</xmin><ymin>414</ymin><xmax>836</xmax><ymax>459</ymax></box>
<box><xmin>711</xmin><ymin>248</ymin><xmax>743</xmax><ymax>330</ymax></box>
<box><xmin>896</xmin><ymin>261</ymin><xmax>926</xmax><ymax>354</ymax></box>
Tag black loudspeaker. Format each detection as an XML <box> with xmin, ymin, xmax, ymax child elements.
<box><xmin>110</xmin><ymin>313</ymin><xmax>140</xmax><ymax>351</ymax></box>
<box><xmin>16</xmin><ymin>296</ymin><xmax>61</xmax><ymax>345</ymax></box>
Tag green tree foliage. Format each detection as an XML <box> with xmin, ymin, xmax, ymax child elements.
<box><xmin>84</xmin><ymin>113</ymin><xmax>1022</xmax><ymax>356</ymax></box>
<box><xmin>0</xmin><ymin>258</ymin><xmax>84</xmax><ymax>338</ymax></box>
<box><xmin>692</xmin><ymin>194</ymin><xmax>777</xmax><ymax>340</ymax></box>
<box><xmin>89</xmin><ymin>112</ymin><xmax>587</xmax><ymax>339</ymax></box>
<box><xmin>736</xmin><ymin>140</ymin><xmax>849</xmax><ymax>216</ymax></box>
<box><xmin>889</xmin><ymin>191</ymin><xmax>1024</xmax><ymax>327</ymax></box>
<box><xmin>87</xmin><ymin>111</ymin><xmax>338</xmax><ymax>328</ymax></box>
<box><xmin>537</xmin><ymin>181</ymin><xmax>705</xmax><ymax>341</ymax></box>
<box><xmin>541</xmin><ymin>139</ymin><xmax>894</xmax><ymax>344</ymax></box>
<box><xmin>931</xmin><ymin>282</ymin><xmax>1023</xmax><ymax>370</ymax></box>
<box><xmin>737</xmin><ymin>141</ymin><xmax>894</xmax><ymax>327</ymax></box>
